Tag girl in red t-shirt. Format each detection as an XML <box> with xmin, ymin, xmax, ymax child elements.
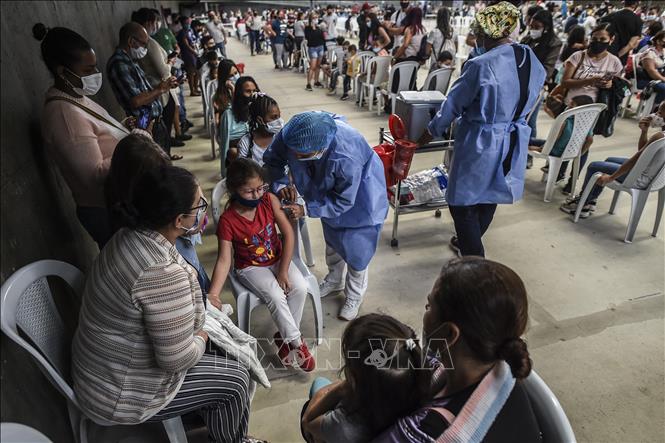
<box><xmin>208</xmin><ymin>158</ymin><xmax>315</xmax><ymax>372</ymax></box>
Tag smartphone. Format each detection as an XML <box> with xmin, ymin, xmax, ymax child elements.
<box><xmin>176</xmin><ymin>72</ymin><xmax>185</xmax><ymax>83</ymax></box>
<box><xmin>137</xmin><ymin>109</ymin><xmax>150</xmax><ymax>130</ymax></box>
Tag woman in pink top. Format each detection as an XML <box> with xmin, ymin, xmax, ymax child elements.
<box><xmin>34</xmin><ymin>23</ymin><xmax>148</xmax><ymax>248</ymax></box>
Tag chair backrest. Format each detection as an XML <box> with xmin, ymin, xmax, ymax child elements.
<box><xmin>357</xmin><ymin>51</ymin><xmax>375</xmax><ymax>74</ymax></box>
<box><xmin>621</xmin><ymin>138</ymin><xmax>665</xmax><ymax>190</ymax></box>
<box><xmin>0</xmin><ymin>260</ymin><xmax>85</xmax><ymax>404</ymax></box>
<box><xmin>366</xmin><ymin>56</ymin><xmax>391</xmax><ymax>86</ymax></box>
<box><xmin>206</xmin><ymin>81</ymin><xmax>218</xmax><ymax>114</ymax></box>
<box><xmin>387</xmin><ymin>61</ymin><xmax>420</xmax><ymax>95</ymax></box>
<box><xmin>423</xmin><ymin>67</ymin><xmax>454</xmax><ymax>95</ymax></box>
<box><xmin>212</xmin><ymin>179</ymin><xmax>228</xmax><ymax>224</ymax></box>
<box><xmin>540</xmin><ymin>103</ymin><xmax>606</xmax><ymax>160</ymax></box>
<box><xmin>523</xmin><ymin>370</ymin><xmax>577</xmax><ymax>443</ymax></box>
<box><xmin>630</xmin><ymin>53</ymin><xmax>640</xmax><ymax>92</ymax></box>
<box><xmin>301</xmin><ymin>40</ymin><xmax>310</xmax><ymax>61</ymax></box>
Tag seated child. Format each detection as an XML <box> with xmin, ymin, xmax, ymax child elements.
<box><xmin>327</xmin><ymin>40</ymin><xmax>351</xmax><ymax>94</ymax></box>
<box><xmin>428</xmin><ymin>50</ymin><xmax>454</xmax><ymax>74</ymax></box>
<box><xmin>208</xmin><ymin>159</ymin><xmax>315</xmax><ymax>371</ymax></box>
<box><xmin>237</xmin><ymin>93</ymin><xmax>284</xmax><ymax>165</ymax></box>
<box><xmin>301</xmin><ymin>314</ymin><xmax>432</xmax><ymax>442</ymax></box>
<box><xmin>529</xmin><ymin>95</ymin><xmax>595</xmax><ymax>184</ymax></box>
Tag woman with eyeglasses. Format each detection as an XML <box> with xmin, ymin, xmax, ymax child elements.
<box><xmin>208</xmin><ymin>158</ymin><xmax>315</xmax><ymax>372</ymax></box>
<box><xmin>71</xmin><ymin>164</ymin><xmax>253</xmax><ymax>443</ymax></box>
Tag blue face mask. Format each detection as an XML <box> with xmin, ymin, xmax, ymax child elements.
<box><xmin>233</xmin><ymin>193</ymin><xmax>262</xmax><ymax>208</ymax></box>
<box><xmin>298</xmin><ymin>149</ymin><xmax>325</xmax><ymax>161</ymax></box>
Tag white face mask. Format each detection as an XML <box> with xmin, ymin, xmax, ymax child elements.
<box><xmin>298</xmin><ymin>149</ymin><xmax>325</xmax><ymax>161</ymax></box>
<box><xmin>649</xmin><ymin>113</ymin><xmax>664</xmax><ymax>128</ymax></box>
<box><xmin>529</xmin><ymin>29</ymin><xmax>543</xmax><ymax>39</ymax></box>
<box><xmin>130</xmin><ymin>46</ymin><xmax>148</xmax><ymax>60</ymax></box>
<box><xmin>65</xmin><ymin>69</ymin><xmax>103</xmax><ymax>96</ymax></box>
<box><xmin>230</xmin><ymin>73</ymin><xmax>240</xmax><ymax>83</ymax></box>
<box><xmin>265</xmin><ymin>117</ymin><xmax>284</xmax><ymax>134</ymax></box>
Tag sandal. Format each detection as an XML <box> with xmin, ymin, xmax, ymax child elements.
<box><xmin>170</xmin><ymin>154</ymin><xmax>183</xmax><ymax>161</ymax></box>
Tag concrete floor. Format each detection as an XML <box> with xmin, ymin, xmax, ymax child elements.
<box><xmin>102</xmin><ymin>37</ymin><xmax>664</xmax><ymax>443</ymax></box>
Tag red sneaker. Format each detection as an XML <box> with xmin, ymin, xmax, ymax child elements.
<box><xmin>274</xmin><ymin>332</ymin><xmax>291</xmax><ymax>366</ymax></box>
<box><xmin>293</xmin><ymin>342</ymin><xmax>316</xmax><ymax>372</ymax></box>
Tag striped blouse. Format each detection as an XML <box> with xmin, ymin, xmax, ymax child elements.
<box><xmin>71</xmin><ymin>228</ymin><xmax>206</xmax><ymax>424</ymax></box>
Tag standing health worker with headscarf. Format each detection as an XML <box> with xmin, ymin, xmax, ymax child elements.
<box><xmin>418</xmin><ymin>2</ymin><xmax>546</xmax><ymax>257</ymax></box>
<box><xmin>263</xmin><ymin>111</ymin><xmax>388</xmax><ymax>321</ymax></box>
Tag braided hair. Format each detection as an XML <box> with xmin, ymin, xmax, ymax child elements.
<box><xmin>247</xmin><ymin>93</ymin><xmax>279</xmax><ymax>134</ymax></box>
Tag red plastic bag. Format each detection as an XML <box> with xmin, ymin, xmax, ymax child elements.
<box><xmin>392</xmin><ymin>139</ymin><xmax>418</xmax><ymax>180</ymax></box>
<box><xmin>373</xmin><ymin>143</ymin><xmax>396</xmax><ymax>187</ymax></box>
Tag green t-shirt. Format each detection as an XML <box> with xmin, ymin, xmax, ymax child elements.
<box><xmin>153</xmin><ymin>28</ymin><xmax>177</xmax><ymax>53</ymax></box>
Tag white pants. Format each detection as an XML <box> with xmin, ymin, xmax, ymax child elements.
<box><xmin>324</xmin><ymin>245</ymin><xmax>368</xmax><ymax>302</ymax></box>
<box><xmin>236</xmin><ymin>261</ymin><xmax>308</xmax><ymax>343</ymax></box>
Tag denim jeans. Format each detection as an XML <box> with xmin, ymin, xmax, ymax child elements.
<box><xmin>178</xmin><ymin>84</ymin><xmax>187</xmax><ymax>122</ymax></box>
<box><xmin>249</xmin><ymin>30</ymin><xmax>260</xmax><ymax>54</ymax></box>
<box><xmin>448</xmin><ymin>204</ymin><xmax>498</xmax><ymax>257</ymax></box>
<box><xmin>343</xmin><ymin>74</ymin><xmax>352</xmax><ymax>94</ymax></box>
<box><xmin>580</xmin><ymin>157</ymin><xmax>627</xmax><ymax>202</ymax></box>
<box><xmin>528</xmin><ymin>98</ymin><xmax>542</xmax><ymax>140</ymax></box>
<box><xmin>215</xmin><ymin>41</ymin><xmax>227</xmax><ymax>59</ymax></box>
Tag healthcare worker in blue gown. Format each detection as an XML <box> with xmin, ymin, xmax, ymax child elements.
<box><xmin>263</xmin><ymin>111</ymin><xmax>388</xmax><ymax>321</ymax></box>
<box><xmin>418</xmin><ymin>1</ymin><xmax>546</xmax><ymax>257</ymax></box>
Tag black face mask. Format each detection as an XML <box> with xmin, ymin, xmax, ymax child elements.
<box><xmin>400</xmin><ymin>2</ymin><xmax>410</xmax><ymax>10</ymax></box>
<box><xmin>588</xmin><ymin>40</ymin><xmax>610</xmax><ymax>55</ymax></box>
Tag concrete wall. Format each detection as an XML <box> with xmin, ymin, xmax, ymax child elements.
<box><xmin>0</xmin><ymin>2</ymin><xmax>177</xmax><ymax>440</ymax></box>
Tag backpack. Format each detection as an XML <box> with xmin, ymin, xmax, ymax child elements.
<box><xmin>417</xmin><ymin>33</ymin><xmax>429</xmax><ymax>64</ymax></box>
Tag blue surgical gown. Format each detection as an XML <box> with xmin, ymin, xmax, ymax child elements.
<box><xmin>428</xmin><ymin>43</ymin><xmax>546</xmax><ymax>206</ymax></box>
<box><xmin>264</xmin><ymin>118</ymin><xmax>388</xmax><ymax>270</ymax></box>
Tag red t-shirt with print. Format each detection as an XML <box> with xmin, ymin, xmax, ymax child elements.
<box><xmin>217</xmin><ymin>193</ymin><xmax>282</xmax><ymax>269</ymax></box>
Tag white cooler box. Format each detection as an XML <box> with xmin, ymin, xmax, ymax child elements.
<box><xmin>394</xmin><ymin>91</ymin><xmax>446</xmax><ymax>141</ymax></box>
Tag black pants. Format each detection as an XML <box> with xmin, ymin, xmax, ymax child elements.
<box><xmin>152</xmin><ymin>119</ymin><xmax>171</xmax><ymax>156</ymax></box>
<box><xmin>163</xmin><ymin>95</ymin><xmax>176</xmax><ymax>139</ymax></box>
<box><xmin>448</xmin><ymin>204</ymin><xmax>497</xmax><ymax>257</ymax></box>
<box><xmin>76</xmin><ymin>206</ymin><xmax>112</xmax><ymax>250</ymax></box>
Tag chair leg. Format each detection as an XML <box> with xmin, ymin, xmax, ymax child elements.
<box><xmin>625</xmin><ymin>190</ymin><xmax>650</xmax><ymax>243</ymax></box>
<box><xmin>570</xmin><ymin>156</ymin><xmax>581</xmax><ymax>197</ymax></box>
<box><xmin>300</xmin><ymin>219</ymin><xmax>315</xmax><ymax>267</ymax></box>
<box><xmin>237</xmin><ymin>292</ymin><xmax>250</xmax><ymax>333</ymax></box>
<box><xmin>544</xmin><ymin>157</ymin><xmax>563</xmax><ymax>202</ymax></box>
<box><xmin>162</xmin><ymin>417</ymin><xmax>188</xmax><ymax>443</ymax></box>
<box><xmin>376</xmin><ymin>91</ymin><xmax>383</xmax><ymax>116</ymax></box>
<box><xmin>391</xmin><ymin>95</ymin><xmax>396</xmax><ymax>115</ymax></box>
<box><xmin>653</xmin><ymin>188</ymin><xmax>665</xmax><ymax>237</ymax></box>
<box><xmin>307</xmin><ymin>278</ymin><xmax>324</xmax><ymax>345</ymax></box>
<box><xmin>368</xmin><ymin>85</ymin><xmax>374</xmax><ymax>111</ymax></box>
<box><xmin>609</xmin><ymin>190</ymin><xmax>620</xmax><ymax>214</ymax></box>
<box><xmin>574</xmin><ymin>173</ymin><xmax>601</xmax><ymax>223</ymax></box>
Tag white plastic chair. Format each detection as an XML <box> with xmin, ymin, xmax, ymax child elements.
<box><xmin>378</xmin><ymin>61</ymin><xmax>420</xmax><ymax>115</ymax></box>
<box><xmin>1</xmin><ymin>423</ymin><xmax>51</xmax><ymax>443</ymax></box>
<box><xmin>530</xmin><ymin>103</ymin><xmax>606</xmax><ymax>202</ymax></box>
<box><xmin>523</xmin><ymin>370</ymin><xmax>577</xmax><ymax>443</ymax></box>
<box><xmin>353</xmin><ymin>51</ymin><xmax>375</xmax><ymax>99</ymax></box>
<box><xmin>421</xmin><ymin>67</ymin><xmax>454</xmax><ymax>96</ymax></box>
<box><xmin>206</xmin><ymin>81</ymin><xmax>219</xmax><ymax>159</ymax></box>
<box><xmin>573</xmin><ymin>138</ymin><xmax>665</xmax><ymax>243</ymax></box>
<box><xmin>357</xmin><ymin>56</ymin><xmax>391</xmax><ymax>112</ymax></box>
<box><xmin>211</xmin><ymin>181</ymin><xmax>323</xmax><ymax>344</ymax></box>
<box><xmin>0</xmin><ymin>261</ymin><xmax>188</xmax><ymax>443</ymax></box>
<box><xmin>300</xmin><ymin>40</ymin><xmax>310</xmax><ymax>74</ymax></box>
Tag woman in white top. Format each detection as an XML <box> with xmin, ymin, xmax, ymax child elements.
<box><xmin>237</xmin><ymin>93</ymin><xmax>283</xmax><ymax>166</ymax></box>
<box><xmin>34</xmin><ymin>23</ymin><xmax>149</xmax><ymax>249</ymax></box>
<box><xmin>393</xmin><ymin>7</ymin><xmax>427</xmax><ymax>62</ymax></box>
<box><xmin>247</xmin><ymin>11</ymin><xmax>264</xmax><ymax>56</ymax></box>
<box><xmin>427</xmin><ymin>7</ymin><xmax>458</xmax><ymax>69</ymax></box>
<box><xmin>638</xmin><ymin>30</ymin><xmax>665</xmax><ymax>104</ymax></box>
<box><xmin>560</xmin><ymin>23</ymin><xmax>623</xmax><ymax>105</ymax></box>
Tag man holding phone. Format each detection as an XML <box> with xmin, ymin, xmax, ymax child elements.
<box><xmin>108</xmin><ymin>22</ymin><xmax>179</xmax><ymax>157</ymax></box>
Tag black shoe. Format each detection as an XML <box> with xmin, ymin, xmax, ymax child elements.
<box><xmin>314</xmin><ymin>82</ymin><xmax>324</xmax><ymax>88</ymax></box>
<box><xmin>176</xmin><ymin>133</ymin><xmax>192</xmax><ymax>141</ymax></box>
<box><xmin>449</xmin><ymin>236</ymin><xmax>462</xmax><ymax>257</ymax></box>
<box><xmin>562</xmin><ymin>180</ymin><xmax>573</xmax><ymax>195</ymax></box>
<box><xmin>526</xmin><ymin>155</ymin><xmax>533</xmax><ymax>169</ymax></box>
<box><xmin>305</xmin><ymin>84</ymin><xmax>313</xmax><ymax>91</ymax></box>
<box><xmin>182</xmin><ymin>120</ymin><xmax>193</xmax><ymax>130</ymax></box>
<box><xmin>170</xmin><ymin>138</ymin><xmax>186</xmax><ymax>147</ymax></box>
<box><xmin>340</xmin><ymin>94</ymin><xmax>349</xmax><ymax>101</ymax></box>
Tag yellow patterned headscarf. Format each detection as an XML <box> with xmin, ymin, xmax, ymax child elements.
<box><xmin>473</xmin><ymin>2</ymin><xmax>520</xmax><ymax>39</ymax></box>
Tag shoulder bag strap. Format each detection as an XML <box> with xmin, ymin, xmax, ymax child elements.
<box><xmin>45</xmin><ymin>96</ymin><xmax>129</xmax><ymax>134</ymax></box>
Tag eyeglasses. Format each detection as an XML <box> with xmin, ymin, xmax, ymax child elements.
<box><xmin>239</xmin><ymin>184</ymin><xmax>269</xmax><ymax>197</ymax></box>
<box><xmin>185</xmin><ymin>196</ymin><xmax>209</xmax><ymax>216</ymax></box>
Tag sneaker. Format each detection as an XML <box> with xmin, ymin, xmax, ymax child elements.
<box><xmin>340</xmin><ymin>94</ymin><xmax>349</xmax><ymax>101</ymax></box>
<box><xmin>175</xmin><ymin>133</ymin><xmax>192</xmax><ymax>141</ymax></box>
<box><xmin>449</xmin><ymin>236</ymin><xmax>462</xmax><ymax>257</ymax></box>
<box><xmin>339</xmin><ymin>297</ymin><xmax>362</xmax><ymax>321</ymax></box>
<box><xmin>559</xmin><ymin>197</ymin><xmax>596</xmax><ymax>218</ymax></box>
<box><xmin>292</xmin><ymin>342</ymin><xmax>315</xmax><ymax>372</ymax></box>
<box><xmin>273</xmin><ymin>332</ymin><xmax>291</xmax><ymax>366</ymax></box>
<box><xmin>314</xmin><ymin>82</ymin><xmax>324</xmax><ymax>88</ymax></box>
<box><xmin>305</xmin><ymin>84</ymin><xmax>313</xmax><ymax>91</ymax></box>
<box><xmin>562</xmin><ymin>180</ymin><xmax>573</xmax><ymax>195</ymax></box>
<box><xmin>170</xmin><ymin>138</ymin><xmax>186</xmax><ymax>147</ymax></box>
<box><xmin>319</xmin><ymin>279</ymin><xmax>345</xmax><ymax>298</ymax></box>
<box><xmin>327</xmin><ymin>89</ymin><xmax>337</xmax><ymax>95</ymax></box>
<box><xmin>526</xmin><ymin>155</ymin><xmax>533</xmax><ymax>169</ymax></box>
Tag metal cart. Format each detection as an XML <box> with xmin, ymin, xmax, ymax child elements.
<box><xmin>378</xmin><ymin>128</ymin><xmax>455</xmax><ymax>248</ymax></box>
